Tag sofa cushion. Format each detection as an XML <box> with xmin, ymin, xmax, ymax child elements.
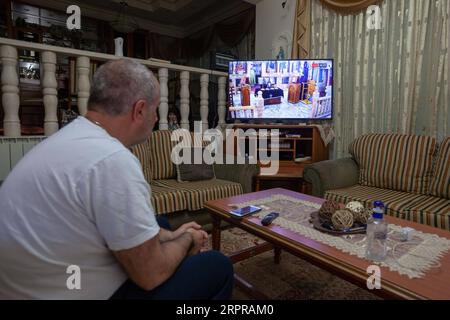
<box><xmin>154</xmin><ymin>179</ymin><xmax>243</xmax><ymax>211</ymax></box>
<box><xmin>349</xmin><ymin>134</ymin><xmax>437</xmax><ymax>194</ymax></box>
<box><xmin>150</xmin><ymin>184</ymin><xmax>187</xmax><ymax>215</ymax></box>
<box><xmin>132</xmin><ymin>130</ymin><xmax>216</xmax><ymax>182</ymax></box>
<box><xmin>404</xmin><ymin>195</ymin><xmax>450</xmax><ymax>231</ymax></box>
<box><xmin>176</xmin><ymin>163</ymin><xmax>216</xmax><ymax>182</ymax></box>
<box><xmin>175</xmin><ymin>147</ymin><xmax>216</xmax><ymax>182</ymax></box>
<box><xmin>429</xmin><ymin>137</ymin><xmax>450</xmax><ymax>199</ymax></box>
<box><xmin>325</xmin><ymin>185</ymin><xmax>426</xmax><ymax>218</ymax></box>
<box><xmin>131</xmin><ymin>140</ymin><xmax>153</xmax><ymax>183</ymax></box>
<box><xmin>148</xmin><ymin>131</ymin><xmax>176</xmax><ymax>180</ymax></box>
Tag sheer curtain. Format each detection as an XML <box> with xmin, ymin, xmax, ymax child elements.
<box><xmin>311</xmin><ymin>0</ymin><xmax>449</xmax><ymax>158</ymax></box>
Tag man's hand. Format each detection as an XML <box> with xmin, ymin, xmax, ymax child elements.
<box><xmin>172</xmin><ymin>222</ymin><xmax>202</xmax><ymax>240</ymax></box>
<box><xmin>186</xmin><ymin>228</ymin><xmax>208</xmax><ymax>256</ymax></box>
<box><xmin>158</xmin><ymin>221</ymin><xmax>202</xmax><ymax>243</ymax></box>
<box><xmin>113</xmin><ymin>223</ymin><xmax>209</xmax><ymax>291</ymax></box>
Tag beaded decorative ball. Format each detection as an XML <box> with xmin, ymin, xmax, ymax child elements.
<box><xmin>354</xmin><ymin>208</ymin><xmax>372</xmax><ymax>225</ymax></box>
<box><xmin>331</xmin><ymin>209</ymin><xmax>354</xmax><ymax>231</ymax></box>
<box><xmin>318</xmin><ymin>200</ymin><xmax>340</xmax><ymax>223</ymax></box>
<box><xmin>345</xmin><ymin>201</ymin><xmax>365</xmax><ymax>215</ymax></box>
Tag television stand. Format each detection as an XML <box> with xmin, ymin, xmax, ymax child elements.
<box><xmin>255</xmin><ymin>166</ymin><xmax>308</xmax><ymax>193</ymax></box>
<box><xmin>233</xmin><ymin>123</ymin><xmax>328</xmax><ymax>164</ymax></box>
<box><xmin>232</xmin><ymin>123</ymin><xmax>329</xmax><ymax>193</ymax></box>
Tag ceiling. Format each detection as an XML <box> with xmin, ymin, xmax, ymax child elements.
<box><xmin>22</xmin><ymin>0</ymin><xmax>255</xmax><ymax>38</ymax></box>
<box><xmin>82</xmin><ymin>0</ymin><xmax>252</xmax><ymax>27</ymax></box>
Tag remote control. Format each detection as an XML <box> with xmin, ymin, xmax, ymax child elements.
<box><xmin>261</xmin><ymin>212</ymin><xmax>279</xmax><ymax>226</ymax></box>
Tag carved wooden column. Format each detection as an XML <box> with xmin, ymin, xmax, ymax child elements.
<box><xmin>76</xmin><ymin>56</ymin><xmax>90</xmax><ymax>116</ymax></box>
<box><xmin>200</xmin><ymin>73</ymin><xmax>209</xmax><ymax>132</ymax></box>
<box><xmin>217</xmin><ymin>76</ymin><xmax>226</xmax><ymax>129</ymax></box>
<box><xmin>158</xmin><ymin>68</ymin><xmax>169</xmax><ymax>130</ymax></box>
<box><xmin>292</xmin><ymin>0</ymin><xmax>311</xmax><ymax>59</ymax></box>
<box><xmin>42</xmin><ymin>51</ymin><xmax>58</xmax><ymax>135</ymax></box>
<box><xmin>1</xmin><ymin>45</ymin><xmax>20</xmax><ymax>136</ymax></box>
<box><xmin>179</xmin><ymin>71</ymin><xmax>190</xmax><ymax>130</ymax></box>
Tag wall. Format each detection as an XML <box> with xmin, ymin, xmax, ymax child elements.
<box><xmin>255</xmin><ymin>0</ymin><xmax>296</xmax><ymax>60</ymax></box>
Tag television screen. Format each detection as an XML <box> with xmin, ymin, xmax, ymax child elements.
<box><xmin>227</xmin><ymin>59</ymin><xmax>333</xmax><ymax>121</ymax></box>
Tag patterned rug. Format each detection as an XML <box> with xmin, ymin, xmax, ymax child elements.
<box><xmin>205</xmin><ymin>228</ymin><xmax>380</xmax><ymax>300</ymax></box>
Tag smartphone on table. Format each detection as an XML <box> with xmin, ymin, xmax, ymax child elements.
<box><xmin>229</xmin><ymin>206</ymin><xmax>262</xmax><ymax>218</ymax></box>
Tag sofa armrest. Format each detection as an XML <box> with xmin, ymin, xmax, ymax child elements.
<box><xmin>304</xmin><ymin>158</ymin><xmax>359</xmax><ymax>198</ymax></box>
<box><xmin>214</xmin><ymin>163</ymin><xmax>260</xmax><ymax>194</ymax></box>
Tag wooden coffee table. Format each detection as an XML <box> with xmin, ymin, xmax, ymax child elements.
<box><xmin>204</xmin><ymin>188</ymin><xmax>450</xmax><ymax>300</ymax></box>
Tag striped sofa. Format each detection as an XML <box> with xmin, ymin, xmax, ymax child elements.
<box><xmin>131</xmin><ymin>130</ymin><xmax>259</xmax><ymax>224</ymax></box>
<box><xmin>304</xmin><ymin>134</ymin><xmax>450</xmax><ymax>230</ymax></box>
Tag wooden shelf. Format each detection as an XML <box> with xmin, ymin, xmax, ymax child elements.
<box><xmin>233</xmin><ymin>124</ymin><xmax>318</xmax><ymax>129</ymax></box>
<box><xmin>238</xmin><ymin>136</ymin><xmax>313</xmax><ymax>141</ymax></box>
<box><xmin>232</xmin><ymin>124</ymin><xmax>329</xmax><ymax>170</ymax></box>
<box><xmin>258</xmin><ymin>148</ymin><xmax>295</xmax><ymax>152</ymax></box>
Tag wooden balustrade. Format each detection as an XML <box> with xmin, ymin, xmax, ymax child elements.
<box><xmin>41</xmin><ymin>51</ymin><xmax>58</xmax><ymax>135</ymax></box>
<box><xmin>179</xmin><ymin>71</ymin><xmax>190</xmax><ymax>130</ymax></box>
<box><xmin>76</xmin><ymin>56</ymin><xmax>91</xmax><ymax>116</ymax></box>
<box><xmin>200</xmin><ymin>73</ymin><xmax>209</xmax><ymax>132</ymax></box>
<box><xmin>0</xmin><ymin>37</ymin><xmax>228</xmax><ymax>136</ymax></box>
<box><xmin>158</xmin><ymin>68</ymin><xmax>169</xmax><ymax>130</ymax></box>
<box><xmin>0</xmin><ymin>45</ymin><xmax>20</xmax><ymax>137</ymax></box>
<box><xmin>217</xmin><ymin>76</ymin><xmax>227</xmax><ymax>128</ymax></box>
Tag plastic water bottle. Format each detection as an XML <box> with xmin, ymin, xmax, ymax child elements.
<box><xmin>365</xmin><ymin>201</ymin><xmax>388</xmax><ymax>261</ymax></box>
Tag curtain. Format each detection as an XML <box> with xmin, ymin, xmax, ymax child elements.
<box><xmin>319</xmin><ymin>0</ymin><xmax>383</xmax><ymax>14</ymax></box>
<box><xmin>292</xmin><ymin>0</ymin><xmax>312</xmax><ymax>58</ymax></box>
<box><xmin>148</xmin><ymin>33</ymin><xmax>183</xmax><ymax>62</ymax></box>
<box><xmin>311</xmin><ymin>0</ymin><xmax>449</xmax><ymax>159</ymax></box>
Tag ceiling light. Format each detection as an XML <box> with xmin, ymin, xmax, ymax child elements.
<box><xmin>110</xmin><ymin>2</ymin><xmax>139</xmax><ymax>33</ymax></box>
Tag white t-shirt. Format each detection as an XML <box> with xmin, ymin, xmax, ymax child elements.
<box><xmin>0</xmin><ymin>117</ymin><xmax>160</xmax><ymax>299</ymax></box>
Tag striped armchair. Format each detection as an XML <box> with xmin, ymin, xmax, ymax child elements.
<box><xmin>304</xmin><ymin>134</ymin><xmax>450</xmax><ymax>231</ymax></box>
<box><xmin>131</xmin><ymin>130</ymin><xmax>260</xmax><ymax>218</ymax></box>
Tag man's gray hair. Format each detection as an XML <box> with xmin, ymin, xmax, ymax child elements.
<box><xmin>87</xmin><ymin>59</ymin><xmax>159</xmax><ymax>115</ymax></box>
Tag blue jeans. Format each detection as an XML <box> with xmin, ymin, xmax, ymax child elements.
<box><xmin>110</xmin><ymin>217</ymin><xmax>234</xmax><ymax>300</ymax></box>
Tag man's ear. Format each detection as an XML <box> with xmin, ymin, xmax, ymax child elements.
<box><xmin>131</xmin><ymin>99</ymin><xmax>147</xmax><ymax>122</ymax></box>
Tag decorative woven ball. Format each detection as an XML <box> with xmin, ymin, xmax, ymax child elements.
<box><xmin>331</xmin><ymin>209</ymin><xmax>354</xmax><ymax>231</ymax></box>
<box><xmin>354</xmin><ymin>208</ymin><xmax>372</xmax><ymax>225</ymax></box>
<box><xmin>319</xmin><ymin>200</ymin><xmax>340</xmax><ymax>223</ymax></box>
<box><xmin>345</xmin><ymin>201</ymin><xmax>365</xmax><ymax>215</ymax></box>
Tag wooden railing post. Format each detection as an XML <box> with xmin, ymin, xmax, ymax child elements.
<box><xmin>42</xmin><ymin>51</ymin><xmax>58</xmax><ymax>135</ymax></box>
<box><xmin>200</xmin><ymin>73</ymin><xmax>209</xmax><ymax>132</ymax></box>
<box><xmin>0</xmin><ymin>45</ymin><xmax>20</xmax><ymax>136</ymax></box>
<box><xmin>158</xmin><ymin>68</ymin><xmax>169</xmax><ymax>130</ymax></box>
<box><xmin>76</xmin><ymin>56</ymin><xmax>90</xmax><ymax>116</ymax></box>
<box><xmin>217</xmin><ymin>76</ymin><xmax>226</xmax><ymax>128</ymax></box>
<box><xmin>180</xmin><ymin>71</ymin><xmax>190</xmax><ymax>130</ymax></box>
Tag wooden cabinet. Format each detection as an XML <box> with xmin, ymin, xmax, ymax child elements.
<box><xmin>232</xmin><ymin>124</ymin><xmax>329</xmax><ymax>169</ymax></box>
<box><xmin>233</xmin><ymin>124</ymin><xmax>329</xmax><ymax>193</ymax></box>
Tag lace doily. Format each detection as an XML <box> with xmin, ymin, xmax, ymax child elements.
<box><xmin>233</xmin><ymin>194</ymin><xmax>450</xmax><ymax>279</ymax></box>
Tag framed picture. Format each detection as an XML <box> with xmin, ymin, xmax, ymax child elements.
<box><xmin>19</xmin><ymin>61</ymin><xmax>40</xmax><ymax>85</ymax></box>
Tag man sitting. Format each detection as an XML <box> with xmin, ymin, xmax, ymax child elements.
<box><xmin>0</xmin><ymin>59</ymin><xmax>234</xmax><ymax>300</ymax></box>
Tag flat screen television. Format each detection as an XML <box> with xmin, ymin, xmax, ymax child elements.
<box><xmin>227</xmin><ymin>59</ymin><xmax>333</xmax><ymax>122</ymax></box>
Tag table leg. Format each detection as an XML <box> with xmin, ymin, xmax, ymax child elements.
<box><xmin>255</xmin><ymin>177</ymin><xmax>261</xmax><ymax>192</ymax></box>
<box><xmin>211</xmin><ymin>216</ymin><xmax>222</xmax><ymax>251</ymax></box>
<box><xmin>274</xmin><ymin>247</ymin><xmax>282</xmax><ymax>264</ymax></box>
<box><xmin>300</xmin><ymin>178</ymin><xmax>310</xmax><ymax>194</ymax></box>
